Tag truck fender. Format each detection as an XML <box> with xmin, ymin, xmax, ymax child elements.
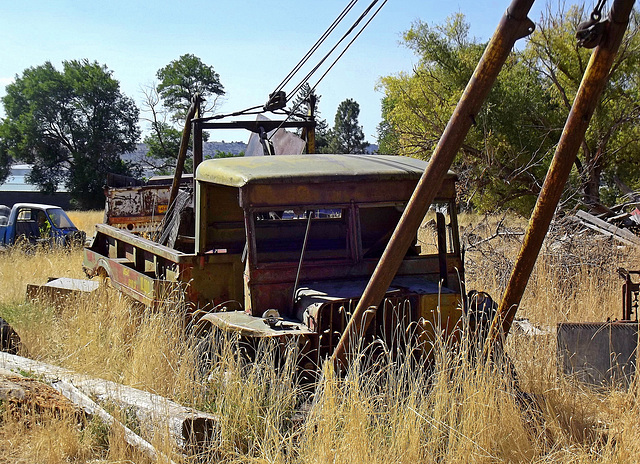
<box><xmin>192</xmin><ymin>300</ymin><xmax>243</xmax><ymax>337</ymax></box>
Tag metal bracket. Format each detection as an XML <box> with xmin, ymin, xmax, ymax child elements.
<box><xmin>506</xmin><ymin>11</ymin><xmax>536</xmax><ymax>40</ymax></box>
<box><xmin>576</xmin><ymin>19</ymin><xmax>608</xmax><ymax>48</ymax></box>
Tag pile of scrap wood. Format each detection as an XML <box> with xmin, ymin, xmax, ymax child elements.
<box><xmin>571</xmin><ymin>202</ymin><xmax>640</xmax><ymax>246</ymax></box>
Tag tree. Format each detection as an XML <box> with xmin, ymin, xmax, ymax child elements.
<box><xmin>140</xmin><ymin>84</ymin><xmax>183</xmax><ymax>174</ymax></box>
<box><xmin>327</xmin><ymin>98</ymin><xmax>369</xmax><ymax>154</ymax></box>
<box><xmin>378</xmin><ymin>7</ymin><xmax>640</xmax><ymax>213</ymax></box>
<box><xmin>142</xmin><ymin>54</ymin><xmax>226</xmax><ymax>173</ymax></box>
<box><xmin>0</xmin><ymin>60</ymin><xmax>140</xmax><ymax>209</ymax></box>
<box><xmin>287</xmin><ymin>83</ymin><xmax>330</xmax><ymax>152</ymax></box>
<box><xmin>379</xmin><ymin>14</ymin><xmax>560</xmax><ymax>213</ymax></box>
<box><xmin>524</xmin><ymin>5</ymin><xmax>640</xmax><ymax>205</ymax></box>
<box><xmin>156</xmin><ymin>53</ymin><xmax>225</xmax><ymax>121</ymax></box>
<box><xmin>0</xmin><ymin>138</ymin><xmax>11</xmax><ymax>184</ymax></box>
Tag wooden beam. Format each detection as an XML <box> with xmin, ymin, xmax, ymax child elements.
<box><xmin>0</xmin><ymin>352</ymin><xmax>218</xmax><ymax>452</ymax></box>
<box><xmin>52</xmin><ymin>380</ymin><xmax>176</xmax><ymax>464</ymax></box>
<box><xmin>575</xmin><ymin>210</ymin><xmax>640</xmax><ymax>246</ymax></box>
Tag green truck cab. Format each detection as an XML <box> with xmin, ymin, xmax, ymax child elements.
<box><xmin>84</xmin><ymin>154</ymin><xmax>464</xmax><ymax>362</ymax></box>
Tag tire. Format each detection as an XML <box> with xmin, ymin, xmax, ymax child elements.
<box><xmin>0</xmin><ymin>317</ymin><xmax>20</xmax><ymax>354</ymax></box>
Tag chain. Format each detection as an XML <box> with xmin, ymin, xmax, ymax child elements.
<box><xmin>591</xmin><ymin>0</ymin><xmax>608</xmax><ymax>21</ymax></box>
<box><xmin>576</xmin><ymin>0</ymin><xmax>609</xmax><ymax>48</ymax></box>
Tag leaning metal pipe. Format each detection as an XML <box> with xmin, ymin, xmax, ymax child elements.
<box><xmin>331</xmin><ymin>0</ymin><xmax>536</xmax><ymax>370</ymax></box>
<box><xmin>489</xmin><ymin>0</ymin><xmax>636</xmax><ymax>343</ymax></box>
<box><xmin>169</xmin><ymin>96</ymin><xmax>200</xmax><ymax>209</ymax></box>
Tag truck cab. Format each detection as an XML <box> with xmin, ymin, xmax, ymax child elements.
<box><xmin>0</xmin><ymin>203</ymin><xmax>85</xmax><ymax>248</ymax></box>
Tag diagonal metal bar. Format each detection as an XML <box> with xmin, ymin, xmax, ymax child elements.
<box><xmin>490</xmin><ymin>0</ymin><xmax>637</xmax><ymax>343</ymax></box>
<box><xmin>331</xmin><ymin>0</ymin><xmax>537</xmax><ymax>370</ymax></box>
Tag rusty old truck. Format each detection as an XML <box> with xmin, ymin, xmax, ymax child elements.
<box><xmin>84</xmin><ymin>154</ymin><xmax>465</xmax><ymax>364</ymax></box>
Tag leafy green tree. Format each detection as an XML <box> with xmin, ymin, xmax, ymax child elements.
<box><xmin>378</xmin><ymin>8</ymin><xmax>640</xmax><ymax>213</ymax></box>
<box><xmin>524</xmin><ymin>5</ymin><xmax>640</xmax><ymax>205</ymax></box>
<box><xmin>327</xmin><ymin>98</ymin><xmax>369</xmax><ymax>154</ymax></box>
<box><xmin>379</xmin><ymin>14</ymin><xmax>559</xmax><ymax>213</ymax></box>
<box><xmin>156</xmin><ymin>53</ymin><xmax>225</xmax><ymax>121</ymax></box>
<box><xmin>0</xmin><ymin>60</ymin><xmax>140</xmax><ymax>208</ymax></box>
<box><xmin>0</xmin><ymin>138</ymin><xmax>11</xmax><ymax>184</ymax></box>
<box><xmin>143</xmin><ymin>54</ymin><xmax>225</xmax><ymax>173</ymax></box>
<box><xmin>140</xmin><ymin>84</ymin><xmax>183</xmax><ymax>174</ymax></box>
<box><xmin>144</xmin><ymin>123</ymin><xmax>182</xmax><ymax>174</ymax></box>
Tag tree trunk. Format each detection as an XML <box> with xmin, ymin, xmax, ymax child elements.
<box><xmin>581</xmin><ymin>143</ymin><xmax>603</xmax><ymax>205</ymax></box>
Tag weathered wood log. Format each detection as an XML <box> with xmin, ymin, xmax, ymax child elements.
<box><xmin>51</xmin><ymin>380</ymin><xmax>176</xmax><ymax>464</ymax></box>
<box><xmin>0</xmin><ymin>352</ymin><xmax>218</xmax><ymax>452</ymax></box>
<box><xmin>0</xmin><ymin>376</ymin><xmax>25</xmax><ymax>402</ymax></box>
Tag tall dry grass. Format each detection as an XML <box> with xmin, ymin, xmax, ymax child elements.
<box><xmin>1</xmin><ymin>211</ymin><xmax>640</xmax><ymax>462</ymax></box>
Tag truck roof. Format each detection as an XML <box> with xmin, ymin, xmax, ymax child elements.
<box><xmin>195</xmin><ymin>154</ymin><xmax>456</xmax><ymax>187</ymax></box>
<box><xmin>11</xmin><ymin>203</ymin><xmax>66</xmax><ymax>210</ymax></box>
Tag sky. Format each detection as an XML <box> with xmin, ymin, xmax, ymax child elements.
<box><xmin>0</xmin><ymin>0</ymin><xmax>550</xmax><ymax>145</ymax></box>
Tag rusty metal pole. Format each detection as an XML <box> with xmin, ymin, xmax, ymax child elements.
<box><xmin>305</xmin><ymin>94</ymin><xmax>316</xmax><ymax>154</ymax></box>
<box><xmin>490</xmin><ymin>0</ymin><xmax>636</xmax><ymax>343</ymax></box>
<box><xmin>169</xmin><ymin>95</ymin><xmax>201</xmax><ymax>209</ymax></box>
<box><xmin>331</xmin><ymin>0</ymin><xmax>537</xmax><ymax>370</ymax></box>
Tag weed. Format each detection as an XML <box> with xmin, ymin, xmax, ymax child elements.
<box><xmin>1</xmin><ymin>210</ymin><xmax>640</xmax><ymax>462</ymax></box>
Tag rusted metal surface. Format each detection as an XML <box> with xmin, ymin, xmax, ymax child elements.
<box><xmin>197</xmin><ymin>119</ymin><xmax>315</xmax><ymax>133</ymax></box>
<box><xmin>492</xmin><ymin>0</ymin><xmax>637</xmax><ymax>342</ymax></box>
<box><xmin>105</xmin><ymin>185</ymin><xmax>171</xmax><ymax>233</ymax></box>
<box><xmin>85</xmin><ymin>155</ymin><xmax>462</xmax><ymax>355</ymax></box>
<box><xmin>199</xmin><ymin>311</ymin><xmax>314</xmax><ymax>338</ymax></box>
<box><xmin>558</xmin><ymin>268</ymin><xmax>640</xmax><ymax>388</ymax></box>
<box><xmin>195</xmin><ymin>154</ymin><xmax>448</xmax><ymax>187</ymax></box>
<box><xmin>558</xmin><ymin>321</ymin><xmax>637</xmax><ymax>388</ymax></box>
<box><xmin>331</xmin><ymin>0</ymin><xmax>537</xmax><ymax>370</ymax></box>
<box><xmin>90</xmin><ymin>224</ymin><xmax>190</xmax><ymax>263</ymax></box>
<box><xmin>169</xmin><ymin>95</ymin><xmax>201</xmax><ymax>210</ymax></box>
<box><xmin>619</xmin><ymin>269</ymin><xmax>640</xmax><ymax>321</ymax></box>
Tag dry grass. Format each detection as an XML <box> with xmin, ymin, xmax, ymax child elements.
<box><xmin>2</xmin><ymin>210</ymin><xmax>640</xmax><ymax>462</ymax></box>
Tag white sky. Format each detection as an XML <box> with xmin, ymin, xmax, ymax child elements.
<box><xmin>0</xmin><ymin>0</ymin><xmax>551</xmax><ymax>144</ymax></box>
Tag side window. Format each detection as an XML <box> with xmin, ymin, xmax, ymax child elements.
<box><xmin>254</xmin><ymin>209</ymin><xmax>350</xmax><ymax>262</ymax></box>
<box><xmin>16</xmin><ymin>209</ymin><xmax>32</xmax><ymax>221</ymax></box>
<box><xmin>360</xmin><ymin>204</ymin><xmax>411</xmax><ymax>259</ymax></box>
<box><xmin>358</xmin><ymin>201</ymin><xmax>458</xmax><ymax>259</ymax></box>
<box><xmin>418</xmin><ymin>202</ymin><xmax>457</xmax><ymax>255</ymax></box>
<box><xmin>15</xmin><ymin>208</ymin><xmax>40</xmax><ymax>238</ymax></box>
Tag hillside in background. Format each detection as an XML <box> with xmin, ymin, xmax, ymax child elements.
<box><xmin>121</xmin><ymin>141</ymin><xmax>247</xmax><ymax>177</ymax></box>
<box><xmin>123</xmin><ymin>141</ymin><xmax>379</xmax><ymax>177</ymax></box>
<box><xmin>122</xmin><ymin>141</ymin><xmax>247</xmax><ymax>162</ymax></box>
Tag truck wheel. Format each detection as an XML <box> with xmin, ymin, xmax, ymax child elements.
<box><xmin>0</xmin><ymin>317</ymin><xmax>20</xmax><ymax>354</ymax></box>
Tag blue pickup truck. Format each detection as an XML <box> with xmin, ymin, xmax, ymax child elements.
<box><xmin>0</xmin><ymin>203</ymin><xmax>85</xmax><ymax>248</ymax></box>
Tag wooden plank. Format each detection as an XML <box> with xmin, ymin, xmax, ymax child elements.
<box><xmin>575</xmin><ymin>210</ymin><xmax>640</xmax><ymax>246</ymax></box>
<box><xmin>94</xmin><ymin>223</ymin><xmax>193</xmax><ymax>263</ymax></box>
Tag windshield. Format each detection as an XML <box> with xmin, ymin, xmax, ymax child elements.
<box><xmin>46</xmin><ymin>208</ymin><xmax>75</xmax><ymax>229</ymax></box>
